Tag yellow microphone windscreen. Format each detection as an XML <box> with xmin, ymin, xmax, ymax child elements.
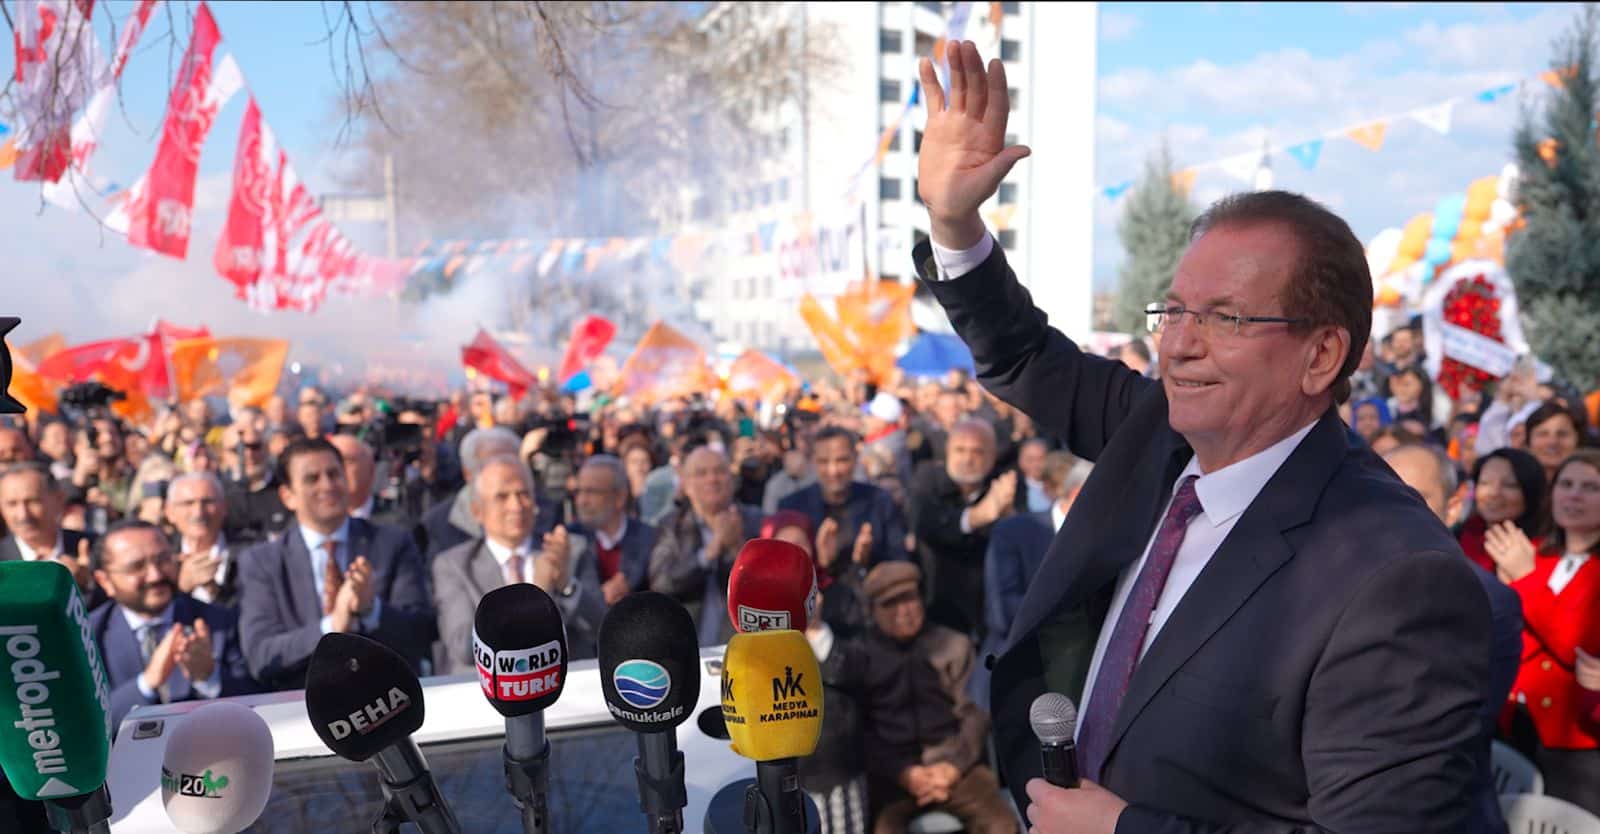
<box><xmin>720</xmin><ymin>630</ymin><xmax>822</xmax><ymax>762</ymax></box>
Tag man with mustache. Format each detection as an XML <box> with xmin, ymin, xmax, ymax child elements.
<box><xmin>910</xmin><ymin>418</ymin><xmax>1017</xmax><ymax>637</ymax></box>
<box><xmin>86</xmin><ymin>520</ymin><xmax>254</xmax><ymax>726</ymax></box>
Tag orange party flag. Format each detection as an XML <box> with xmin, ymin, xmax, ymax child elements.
<box><xmin>615</xmin><ymin>321</ymin><xmax>715</xmax><ymax>404</ymax></box>
<box><xmin>7</xmin><ymin>353</ymin><xmax>58</xmax><ymax>414</ymax></box>
<box><xmin>18</xmin><ymin>332</ymin><xmax>66</xmax><ymax>367</ymax></box>
<box><xmin>726</xmin><ymin>350</ymin><xmax>799</xmax><ymax>402</ymax></box>
<box><xmin>1346</xmin><ymin>122</ymin><xmax>1388</xmax><ymax>152</ymax></box>
<box><xmin>798</xmin><ymin>294</ymin><xmax>864</xmax><ymax>379</ymax></box>
<box><xmin>169</xmin><ymin>337</ymin><xmax>290</xmax><ymax>408</ymax></box>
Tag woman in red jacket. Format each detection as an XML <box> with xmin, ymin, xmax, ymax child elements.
<box><xmin>1487</xmin><ymin>449</ymin><xmax>1600</xmax><ymax>812</ymax></box>
<box><xmin>1459</xmin><ymin>448</ymin><xmax>1546</xmax><ymax>573</ymax></box>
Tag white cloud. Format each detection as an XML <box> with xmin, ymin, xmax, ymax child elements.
<box><xmin>1099</xmin><ymin>9</ymin><xmax>1142</xmax><ymax>42</ymax></box>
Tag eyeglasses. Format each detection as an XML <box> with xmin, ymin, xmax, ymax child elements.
<box><xmin>1145</xmin><ymin>305</ymin><xmax>1309</xmax><ymax>338</ymax></box>
<box><xmin>105</xmin><ymin>552</ymin><xmax>176</xmax><ymax>576</ymax></box>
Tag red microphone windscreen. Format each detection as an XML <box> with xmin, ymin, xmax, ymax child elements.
<box><xmin>726</xmin><ymin>538</ymin><xmax>818</xmax><ymax>633</ymax></box>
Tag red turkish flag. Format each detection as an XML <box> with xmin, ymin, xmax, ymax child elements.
<box><xmin>38</xmin><ymin>334</ymin><xmax>168</xmax><ymax>399</ymax></box>
<box><xmin>558</xmin><ymin>315</ymin><xmax>617</xmax><ymax>383</ymax></box>
<box><xmin>153</xmin><ymin>320</ymin><xmax>211</xmax><ymax>344</ymax></box>
<box><xmin>215</xmin><ymin>98</ymin><xmax>277</xmax><ymax>293</ymax></box>
<box><xmin>461</xmin><ymin>329</ymin><xmax>538</xmax><ymax>401</ymax></box>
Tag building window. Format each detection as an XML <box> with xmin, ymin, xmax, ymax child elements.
<box><xmin>880</xmin><ymin>178</ymin><xmax>902</xmax><ymax>200</ymax></box>
<box><xmin>1008</xmin><ymin>87</ymin><xmax>1020</xmax><ymax>110</ymax></box>
<box><xmin>1001</xmin><ymin>39</ymin><xmax>1021</xmax><ymax>62</ymax></box>
<box><xmin>914</xmin><ymin>129</ymin><xmax>924</xmax><ymax>153</ymax></box>
<box><xmin>998</xmin><ymin>229</ymin><xmax>1017</xmax><ymax>249</ymax></box>
<box><xmin>918</xmin><ymin>1</ymin><xmax>944</xmax><ymax>13</ymax></box>
<box><xmin>998</xmin><ymin>183</ymin><xmax>1018</xmax><ymax>204</ymax></box>
<box><xmin>881</xmin><ymin>79</ymin><xmax>901</xmax><ymax>103</ymax></box>
<box><xmin>693</xmin><ymin>195</ymin><xmax>710</xmax><ymax>220</ymax></box>
<box><xmin>761</xmin><ymin>183</ymin><xmax>774</xmax><ymax>205</ymax></box>
<box><xmin>1000</xmin><ymin>1</ymin><xmax>1019</xmax><ymax>14</ymax></box>
<box><xmin>912</xmin><ymin>178</ymin><xmax>924</xmax><ymax>205</ymax></box>
<box><xmin>880</xmin><ymin>29</ymin><xmax>903</xmax><ymax>53</ymax></box>
<box><xmin>778</xmin><ymin>178</ymin><xmax>791</xmax><ymax>201</ymax></box>
<box><xmin>914</xmin><ymin>32</ymin><xmax>936</xmax><ymax>57</ymax></box>
<box><xmin>889</xmin><ymin>130</ymin><xmax>901</xmax><ymax>152</ymax></box>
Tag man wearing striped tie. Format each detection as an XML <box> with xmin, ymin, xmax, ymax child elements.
<box><xmin>237</xmin><ymin>437</ymin><xmax>436</xmax><ymax>691</ymax></box>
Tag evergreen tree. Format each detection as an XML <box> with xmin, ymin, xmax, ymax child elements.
<box><xmin>1506</xmin><ymin>4</ymin><xmax>1600</xmax><ymax>391</ymax></box>
<box><xmin>1114</xmin><ymin>145</ymin><xmax>1198</xmax><ymax>334</ymax></box>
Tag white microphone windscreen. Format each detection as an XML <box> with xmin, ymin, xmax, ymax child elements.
<box><xmin>160</xmin><ymin>702</ymin><xmax>276</xmax><ymax>834</ymax></box>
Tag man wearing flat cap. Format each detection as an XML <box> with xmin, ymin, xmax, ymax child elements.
<box><xmin>853</xmin><ymin>561</ymin><xmax>1017</xmax><ymax>834</ymax></box>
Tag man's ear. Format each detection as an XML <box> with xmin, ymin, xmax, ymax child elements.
<box><xmin>1302</xmin><ymin>326</ymin><xmax>1351</xmax><ymax>399</ymax></box>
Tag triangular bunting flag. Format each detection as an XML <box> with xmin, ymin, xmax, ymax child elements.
<box><xmin>1345</xmin><ymin>122</ymin><xmax>1388</xmax><ymax>152</ymax></box>
<box><xmin>1286</xmin><ymin>139</ymin><xmax>1323</xmax><ymax>170</ymax></box>
<box><xmin>1476</xmin><ymin>83</ymin><xmax>1516</xmax><ymax>103</ymax></box>
<box><xmin>1102</xmin><ymin>181</ymin><xmax>1132</xmax><ymax>200</ymax></box>
<box><xmin>1170</xmin><ymin>168</ymin><xmax>1198</xmax><ymax>195</ymax></box>
<box><xmin>1215</xmin><ymin>153</ymin><xmax>1260</xmax><ymax>185</ymax></box>
<box><xmin>1411</xmin><ymin>100</ymin><xmax>1455</xmax><ymax>135</ymax></box>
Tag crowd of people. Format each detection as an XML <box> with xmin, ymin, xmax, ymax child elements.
<box><xmin>0</xmin><ymin>312</ymin><xmax>1597</xmax><ymax>831</ymax></box>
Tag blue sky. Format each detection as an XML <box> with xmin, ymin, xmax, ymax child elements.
<box><xmin>0</xmin><ymin>1</ymin><xmax>1583</xmax><ymax>364</ymax></box>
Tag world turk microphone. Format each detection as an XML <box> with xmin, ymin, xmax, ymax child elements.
<box><xmin>0</xmin><ymin>560</ymin><xmax>114</xmax><ymax>834</ymax></box>
<box><xmin>598</xmin><ymin>592</ymin><xmax>701</xmax><ymax>834</ymax></box>
<box><xmin>1030</xmin><ymin>693</ymin><xmax>1080</xmax><ymax>789</ymax></box>
<box><xmin>305</xmin><ymin>633</ymin><xmax>463</xmax><ymax>834</ymax></box>
<box><xmin>721</xmin><ymin>629</ymin><xmax>823</xmax><ymax>834</ymax></box>
<box><xmin>160</xmin><ymin>702</ymin><xmax>275</xmax><ymax>834</ymax></box>
<box><xmin>727</xmin><ymin>538</ymin><xmax>819</xmax><ymax>634</ymax></box>
<box><xmin>472</xmin><ymin>583</ymin><xmax>569</xmax><ymax>834</ymax></box>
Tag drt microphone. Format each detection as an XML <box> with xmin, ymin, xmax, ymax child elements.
<box><xmin>1029</xmin><ymin>692</ymin><xmax>1080</xmax><ymax>789</ymax></box>
<box><xmin>471</xmin><ymin>583</ymin><xmax>569</xmax><ymax>834</ymax></box>
<box><xmin>305</xmin><ymin>633</ymin><xmax>463</xmax><ymax>834</ymax></box>
<box><xmin>0</xmin><ymin>560</ymin><xmax>114</xmax><ymax>834</ymax></box>
<box><xmin>721</xmin><ymin>629</ymin><xmax>822</xmax><ymax>834</ymax></box>
<box><xmin>160</xmin><ymin>702</ymin><xmax>275</xmax><ymax>834</ymax></box>
<box><xmin>726</xmin><ymin>539</ymin><xmax>819</xmax><ymax>634</ymax></box>
<box><xmin>598</xmin><ymin>592</ymin><xmax>701</xmax><ymax>834</ymax></box>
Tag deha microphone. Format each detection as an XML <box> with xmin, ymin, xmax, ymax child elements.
<box><xmin>721</xmin><ymin>629</ymin><xmax>823</xmax><ymax>834</ymax></box>
<box><xmin>304</xmin><ymin>632</ymin><xmax>463</xmax><ymax>834</ymax></box>
<box><xmin>598</xmin><ymin>592</ymin><xmax>701</xmax><ymax>834</ymax></box>
<box><xmin>160</xmin><ymin>701</ymin><xmax>275</xmax><ymax>834</ymax></box>
<box><xmin>727</xmin><ymin>538</ymin><xmax>819</xmax><ymax>634</ymax></box>
<box><xmin>0</xmin><ymin>560</ymin><xmax>115</xmax><ymax>834</ymax></box>
<box><xmin>472</xmin><ymin>583</ymin><xmax>569</xmax><ymax>834</ymax></box>
<box><xmin>1029</xmin><ymin>692</ymin><xmax>1080</xmax><ymax>789</ymax></box>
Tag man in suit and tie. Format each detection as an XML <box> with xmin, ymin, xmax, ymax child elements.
<box><xmin>237</xmin><ymin>437</ymin><xmax>436</xmax><ymax>692</ymax></box>
<box><xmin>1</xmin><ymin>461</ymin><xmax>101</xmax><ymax>608</ymax></box>
<box><xmin>649</xmin><ymin>443</ymin><xmax>764</xmax><ymax>646</ymax></box>
<box><xmin>166</xmin><ymin>472</ymin><xmax>246</xmax><ymax>609</ymax></box>
<box><xmin>913</xmin><ymin>43</ymin><xmax>1495</xmax><ymax>833</ymax></box>
<box><xmin>570</xmin><ymin>454</ymin><xmax>656</xmax><ymax>604</ymax></box>
<box><xmin>417</xmin><ymin>427</ymin><xmax>523</xmax><ymax>561</ymax></box>
<box><xmin>432</xmin><ymin>456</ymin><xmax>605</xmax><ymax>672</ymax></box>
<box><xmin>87</xmin><ymin>520</ymin><xmax>255</xmax><ymax>726</ymax></box>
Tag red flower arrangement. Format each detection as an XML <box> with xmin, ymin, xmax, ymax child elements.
<box><xmin>1436</xmin><ymin>274</ymin><xmax>1504</xmax><ymax>400</ymax></box>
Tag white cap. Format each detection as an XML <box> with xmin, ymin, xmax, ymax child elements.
<box><xmin>863</xmin><ymin>392</ymin><xmax>903</xmax><ymax>423</ymax></box>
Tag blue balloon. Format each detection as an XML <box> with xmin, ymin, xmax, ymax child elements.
<box><xmin>1431</xmin><ymin>194</ymin><xmax>1466</xmax><ymax>240</ymax></box>
<box><xmin>1424</xmin><ymin>238</ymin><xmax>1453</xmax><ymax>263</ymax></box>
<box><xmin>561</xmin><ymin>370</ymin><xmax>592</xmax><ymax>393</ymax></box>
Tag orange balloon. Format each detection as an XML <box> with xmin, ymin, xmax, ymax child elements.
<box><xmin>1389</xmin><ymin>213</ymin><xmax>1433</xmax><ymax>273</ymax></box>
<box><xmin>1451</xmin><ymin>238</ymin><xmax>1476</xmax><ymax>262</ymax></box>
<box><xmin>1464</xmin><ymin>176</ymin><xmax>1498</xmax><ymax>220</ymax></box>
<box><xmin>1457</xmin><ymin>217</ymin><xmax>1483</xmax><ymax>241</ymax></box>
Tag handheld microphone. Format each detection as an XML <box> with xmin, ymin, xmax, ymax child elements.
<box><xmin>721</xmin><ymin>629</ymin><xmax>822</xmax><ymax>834</ymax></box>
<box><xmin>305</xmin><ymin>633</ymin><xmax>462</xmax><ymax>834</ymax></box>
<box><xmin>0</xmin><ymin>560</ymin><xmax>114</xmax><ymax>834</ymax></box>
<box><xmin>160</xmin><ymin>702</ymin><xmax>275</xmax><ymax>834</ymax></box>
<box><xmin>472</xmin><ymin>583</ymin><xmax>569</xmax><ymax>834</ymax></box>
<box><xmin>1029</xmin><ymin>693</ymin><xmax>1080</xmax><ymax>789</ymax></box>
<box><xmin>598</xmin><ymin>592</ymin><xmax>701</xmax><ymax>834</ymax></box>
<box><xmin>726</xmin><ymin>538</ymin><xmax>819</xmax><ymax>634</ymax></box>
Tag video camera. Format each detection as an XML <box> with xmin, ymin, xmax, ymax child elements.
<box><xmin>521</xmin><ymin>413</ymin><xmax>592</xmax><ymax>509</ymax></box>
<box><xmin>59</xmin><ymin>381</ymin><xmax>127</xmax><ymax>446</ymax></box>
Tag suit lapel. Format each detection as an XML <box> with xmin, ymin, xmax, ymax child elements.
<box><xmin>104</xmin><ymin>608</ymin><xmax>145</xmax><ymax>690</ymax></box>
<box><xmin>283</xmin><ymin>529</ymin><xmax>321</xmax><ymax>626</ymax></box>
<box><xmin>1102</xmin><ymin>410</ymin><xmax>1347</xmax><ymax>766</ymax></box>
<box><xmin>347</xmin><ymin>518</ymin><xmax>374</xmax><ymax>570</ymax></box>
<box><xmin>0</xmin><ymin>537</ymin><xmax>18</xmax><ymax>562</ymax></box>
<box><xmin>468</xmin><ymin>540</ymin><xmax>502</xmax><ymax>596</ymax></box>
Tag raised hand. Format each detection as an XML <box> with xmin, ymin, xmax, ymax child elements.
<box><xmin>176</xmin><ymin>619</ymin><xmax>215</xmax><ymax>684</ymax></box>
<box><xmin>815</xmin><ymin>518</ymin><xmax>841</xmax><ymax>569</ymax></box>
<box><xmin>917</xmin><ymin>41</ymin><xmax>1031</xmax><ymax>249</ymax></box>
<box><xmin>141</xmin><ymin>626</ymin><xmax>181</xmax><ymax>692</ymax></box>
<box><xmin>851</xmin><ymin>522</ymin><xmax>875</xmax><ymax>566</ymax></box>
<box><xmin>1484</xmin><ymin>521</ymin><xmax>1537</xmax><ymax>583</ymax></box>
<box><xmin>177</xmin><ymin>550</ymin><xmax>221</xmax><ymax>594</ymax></box>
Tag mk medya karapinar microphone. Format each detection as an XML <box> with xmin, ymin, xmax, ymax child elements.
<box><xmin>0</xmin><ymin>560</ymin><xmax>115</xmax><ymax>834</ymax></box>
<box><xmin>305</xmin><ymin>633</ymin><xmax>463</xmax><ymax>834</ymax></box>
<box><xmin>160</xmin><ymin>701</ymin><xmax>275</xmax><ymax>834</ymax></box>
<box><xmin>726</xmin><ymin>538</ymin><xmax>819</xmax><ymax>634</ymax></box>
<box><xmin>599</xmin><ymin>592</ymin><xmax>701</xmax><ymax>834</ymax></box>
<box><xmin>1030</xmin><ymin>692</ymin><xmax>1080</xmax><ymax>789</ymax></box>
<box><xmin>472</xmin><ymin>583</ymin><xmax>569</xmax><ymax>834</ymax></box>
<box><xmin>721</xmin><ymin>629</ymin><xmax>823</xmax><ymax>834</ymax></box>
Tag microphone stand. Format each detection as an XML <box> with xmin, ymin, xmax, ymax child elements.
<box><xmin>744</xmin><ymin>759</ymin><xmax>809</xmax><ymax>834</ymax></box>
<box><xmin>634</xmin><ymin>732</ymin><xmax>687</xmax><ymax>834</ymax></box>
<box><xmin>42</xmin><ymin>786</ymin><xmax>113</xmax><ymax>834</ymax></box>
<box><xmin>370</xmin><ymin>738</ymin><xmax>464</xmax><ymax>834</ymax></box>
<box><xmin>504</xmin><ymin>713</ymin><xmax>551</xmax><ymax>834</ymax></box>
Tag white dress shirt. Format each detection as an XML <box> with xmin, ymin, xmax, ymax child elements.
<box><xmin>302</xmin><ymin>520</ymin><xmax>382</xmax><ymax>634</ymax></box>
<box><xmin>15</xmin><ymin>532</ymin><xmax>65</xmax><ymax>562</ymax></box>
<box><xmin>929</xmin><ymin>234</ymin><xmax>996</xmax><ymax>282</ymax></box>
<box><xmin>593</xmin><ymin>517</ymin><xmax>629</xmax><ymax>551</ymax></box>
<box><xmin>1549</xmin><ymin>552</ymin><xmax>1593</xmax><ymax>595</ymax></box>
<box><xmin>1073</xmin><ymin>420</ymin><xmax>1319</xmax><ymax>740</ymax></box>
<box><xmin>484</xmin><ymin>535</ymin><xmax>537</xmax><ymax>585</ymax></box>
<box><xmin>122</xmin><ymin>603</ymin><xmax>221</xmax><ymax>701</ymax></box>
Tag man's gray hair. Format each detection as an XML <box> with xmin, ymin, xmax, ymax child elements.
<box><xmin>167</xmin><ymin>471</ymin><xmax>225</xmax><ymax>501</ymax></box>
<box><xmin>581</xmin><ymin>454</ymin><xmax>630</xmax><ymax>499</ymax></box>
<box><xmin>460</xmin><ymin>427</ymin><xmax>522</xmax><ymax>480</ymax></box>
<box><xmin>948</xmin><ymin>418</ymin><xmax>997</xmax><ymax>449</ymax></box>
<box><xmin>1384</xmin><ymin>443</ymin><xmax>1458</xmax><ymax>497</ymax></box>
<box><xmin>0</xmin><ymin>461</ymin><xmax>60</xmax><ymax>493</ymax></box>
<box><xmin>470</xmin><ymin>454</ymin><xmax>537</xmax><ymax>504</ymax></box>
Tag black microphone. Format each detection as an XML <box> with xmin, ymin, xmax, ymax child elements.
<box><xmin>598</xmin><ymin>592</ymin><xmax>702</xmax><ymax>834</ymax></box>
<box><xmin>472</xmin><ymin>583</ymin><xmax>570</xmax><ymax>834</ymax></box>
<box><xmin>305</xmin><ymin>633</ymin><xmax>463</xmax><ymax>834</ymax></box>
<box><xmin>1029</xmin><ymin>692</ymin><xmax>1080</xmax><ymax>788</ymax></box>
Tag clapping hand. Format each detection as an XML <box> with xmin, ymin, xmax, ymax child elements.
<box><xmin>1484</xmin><ymin>521</ymin><xmax>1537</xmax><ymax>583</ymax></box>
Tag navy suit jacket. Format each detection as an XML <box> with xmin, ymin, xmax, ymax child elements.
<box><xmin>237</xmin><ymin>517</ymin><xmax>436</xmax><ymax>691</ymax></box>
<box><xmin>919</xmin><ymin>239</ymin><xmax>1493</xmax><ymax>833</ymax></box>
<box><xmin>1</xmin><ymin>530</ymin><xmax>104</xmax><ymax>610</ymax></box>
<box><xmin>981</xmin><ymin>511</ymin><xmax>1053</xmax><ymax>651</ymax></box>
<box><xmin>777</xmin><ymin>482</ymin><xmax>909</xmax><ymax>568</ymax></box>
<box><xmin>87</xmin><ymin>593</ymin><xmax>256</xmax><ymax>727</ymax></box>
<box><xmin>569</xmin><ymin>518</ymin><xmax>657</xmax><ymax>592</ymax></box>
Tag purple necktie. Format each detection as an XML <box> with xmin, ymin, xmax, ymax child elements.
<box><xmin>1077</xmin><ymin>475</ymin><xmax>1203</xmax><ymax>782</ymax></box>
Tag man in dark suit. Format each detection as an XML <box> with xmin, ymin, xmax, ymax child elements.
<box><xmin>237</xmin><ymin>437</ymin><xmax>436</xmax><ymax>692</ymax></box>
<box><xmin>570</xmin><ymin>454</ymin><xmax>656</xmax><ymax>603</ymax></box>
<box><xmin>913</xmin><ymin>44</ymin><xmax>1493</xmax><ymax>832</ymax></box>
<box><xmin>221</xmin><ymin>409</ymin><xmax>291</xmax><ymax>545</ymax></box>
<box><xmin>87</xmin><ymin>520</ymin><xmax>255</xmax><ymax>725</ymax></box>
<box><xmin>432</xmin><ymin>456</ymin><xmax>601</xmax><ymax>671</ymax></box>
<box><xmin>1</xmin><ymin>461</ymin><xmax>101</xmax><ymax>608</ymax></box>
<box><xmin>648</xmin><ymin>444</ymin><xmax>763</xmax><ymax>646</ymax></box>
<box><xmin>416</xmin><ymin>426</ymin><xmax>522</xmax><ymax>561</ymax></box>
<box><xmin>165</xmin><ymin>472</ymin><xmax>248</xmax><ymax>609</ymax></box>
